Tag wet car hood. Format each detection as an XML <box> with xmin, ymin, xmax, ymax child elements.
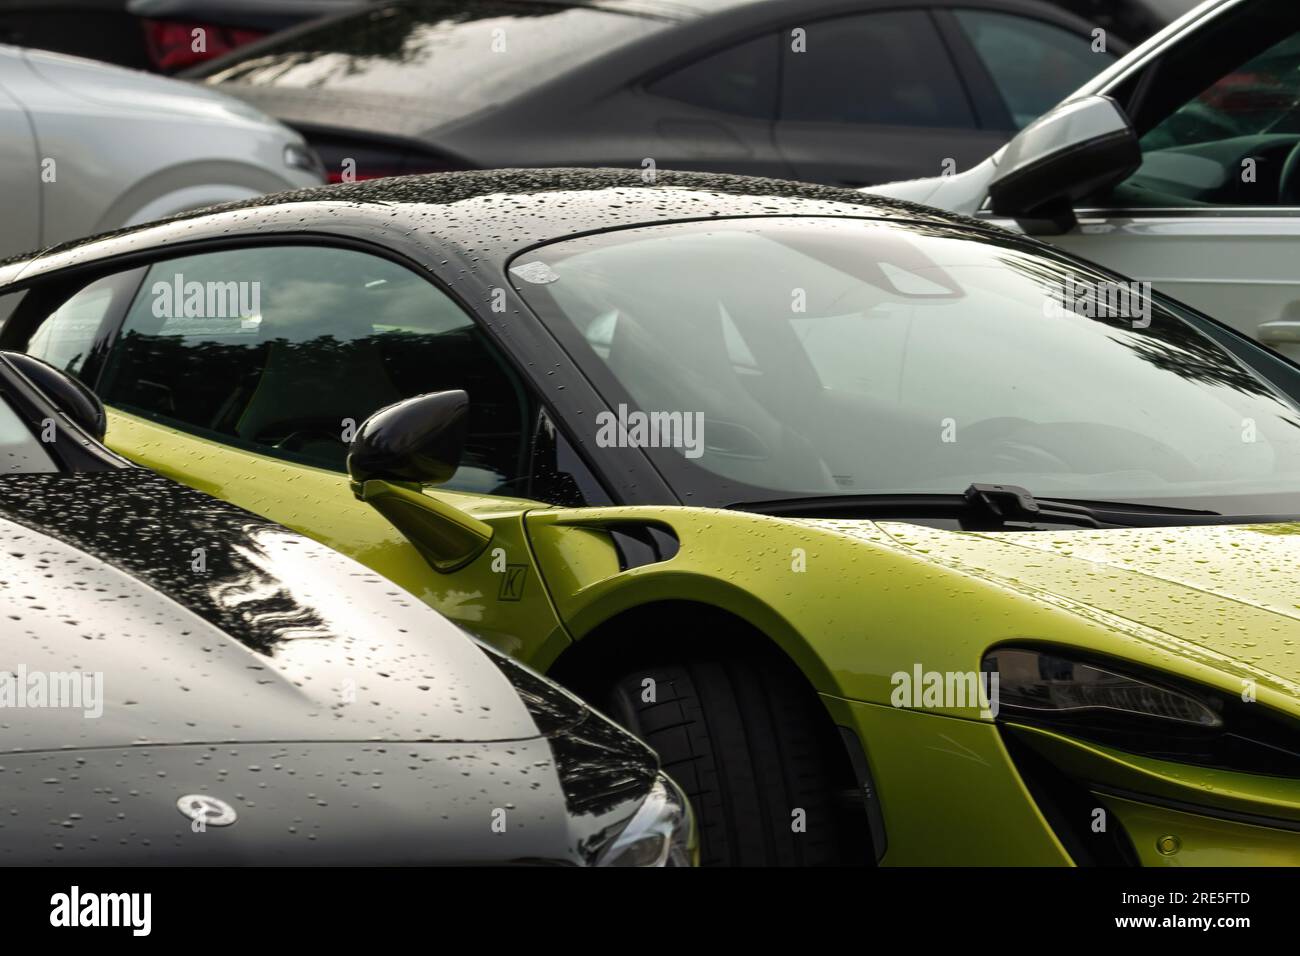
<box><xmin>858</xmin><ymin>519</ymin><xmax>1300</xmax><ymax>693</ymax></box>
<box><xmin>0</xmin><ymin>471</ymin><xmax>549</xmax><ymax>752</ymax></box>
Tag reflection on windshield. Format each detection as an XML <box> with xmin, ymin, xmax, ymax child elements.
<box><xmin>512</xmin><ymin>217</ymin><xmax>1300</xmax><ymax>515</ymax></box>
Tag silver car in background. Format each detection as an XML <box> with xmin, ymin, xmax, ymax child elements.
<box><xmin>872</xmin><ymin>0</ymin><xmax>1300</xmax><ymax>362</ymax></box>
<box><xmin>0</xmin><ymin>43</ymin><xmax>322</xmax><ymax>259</ymax></box>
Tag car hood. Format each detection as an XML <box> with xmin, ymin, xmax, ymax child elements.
<box><xmin>817</xmin><ymin>518</ymin><xmax>1300</xmax><ymax>694</ymax></box>
<box><xmin>11</xmin><ymin>44</ymin><xmax>288</xmax><ymax>129</ymax></box>
<box><xmin>0</xmin><ymin>470</ymin><xmax>553</xmax><ymax>752</ymax></box>
<box><xmin>0</xmin><ymin>739</ymin><xmax>579</xmax><ymax>865</ymax></box>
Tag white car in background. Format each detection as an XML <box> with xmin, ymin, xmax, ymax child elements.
<box><xmin>0</xmin><ymin>43</ymin><xmax>322</xmax><ymax>259</ymax></box>
<box><xmin>872</xmin><ymin>0</ymin><xmax>1300</xmax><ymax>361</ymax></box>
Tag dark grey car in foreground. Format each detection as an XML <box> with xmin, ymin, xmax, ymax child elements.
<box><xmin>0</xmin><ymin>352</ymin><xmax>693</xmax><ymax>865</ymax></box>
<box><xmin>191</xmin><ymin>0</ymin><xmax>1122</xmax><ymax>187</ymax></box>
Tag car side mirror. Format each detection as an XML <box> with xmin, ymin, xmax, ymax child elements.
<box><xmin>348</xmin><ymin>390</ymin><xmax>469</xmax><ymax>486</ymax></box>
<box><xmin>1</xmin><ymin>351</ymin><xmax>107</xmax><ymax>441</ymax></box>
<box><xmin>988</xmin><ymin>95</ymin><xmax>1141</xmax><ymax>235</ymax></box>
<box><xmin>347</xmin><ymin>391</ymin><xmax>493</xmax><ymax>573</ymax></box>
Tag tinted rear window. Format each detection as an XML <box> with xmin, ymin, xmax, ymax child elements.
<box><xmin>200</xmin><ymin>0</ymin><xmax>666</xmax><ymax>115</ymax></box>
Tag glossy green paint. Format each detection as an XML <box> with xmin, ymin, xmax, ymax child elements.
<box><xmin>1013</xmin><ymin>725</ymin><xmax>1300</xmax><ymax>825</ymax></box>
<box><xmin>820</xmin><ymin>694</ymin><xmax>1073</xmax><ymax>866</ymax></box>
<box><xmin>104</xmin><ymin>408</ymin><xmax>1300</xmax><ymax>865</ymax></box>
<box><xmin>106</xmin><ymin>410</ymin><xmax>571</xmax><ymax>663</ymax></box>
<box><xmin>1103</xmin><ymin>795</ymin><xmax>1300</xmax><ymax>866</ymax></box>
<box><xmin>1012</xmin><ymin>724</ymin><xmax>1300</xmax><ymax>865</ymax></box>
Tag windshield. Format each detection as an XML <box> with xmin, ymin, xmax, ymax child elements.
<box><xmin>198</xmin><ymin>0</ymin><xmax>667</xmax><ymax>125</ymax></box>
<box><xmin>0</xmin><ymin>391</ymin><xmax>56</xmax><ymax>475</ymax></box>
<box><xmin>511</xmin><ymin>216</ymin><xmax>1300</xmax><ymax>516</ymax></box>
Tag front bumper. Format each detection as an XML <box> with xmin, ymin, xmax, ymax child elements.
<box><xmin>823</xmin><ymin>695</ymin><xmax>1300</xmax><ymax>866</ymax></box>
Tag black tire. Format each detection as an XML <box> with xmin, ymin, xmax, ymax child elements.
<box><xmin>600</xmin><ymin>651</ymin><xmax>871</xmax><ymax>866</ymax></box>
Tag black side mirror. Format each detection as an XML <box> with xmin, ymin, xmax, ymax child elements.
<box><xmin>347</xmin><ymin>390</ymin><xmax>468</xmax><ymax>486</ymax></box>
<box><xmin>347</xmin><ymin>391</ymin><xmax>494</xmax><ymax>573</ymax></box>
<box><xmin>988</xmin><ymin>95</ymin><xmax>1141</xmax><ymax>235</ymax></box>
<box><xmin>1</xmin><ymin>351</ymin><xmax>107</xmax><ymax>441</ymax></box>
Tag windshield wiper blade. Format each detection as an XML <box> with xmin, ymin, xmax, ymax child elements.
<box><xmin>731</xmin><ymin>484</ymin><xmax>1228</xmax><ymax>529</ymax></box>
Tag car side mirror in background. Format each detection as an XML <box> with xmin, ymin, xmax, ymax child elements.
<box><xmin>988</xmin><ymin>95</ymin><xmax>1141</xmax><ymax>236</ymax></box>
<box><xmin>1</xmin><ymin>351</ymin><xmax>108</xmax><ymax>441</ymax></box>
<box><xmin>347</xmin><ymin>391</ymin><xmax>494</xmax><ymax>573</ymax></box>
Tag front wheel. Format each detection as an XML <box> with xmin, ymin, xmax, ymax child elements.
<box><xmin>600</xmin><ymin>651</ymin><xmax>872</xmax><ymax>866</ymax></box>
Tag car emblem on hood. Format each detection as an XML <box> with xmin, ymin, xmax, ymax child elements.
<box><xmin>177</xmin><ymin>794</ymin><xmax>238</xmax><ymax>828</ymax></box>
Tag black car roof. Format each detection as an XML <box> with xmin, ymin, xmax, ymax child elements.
<box><xmin>569</xmin><ymin>0</ymin><xmax>759</xmax><ymax>18</ymax></box>
<box><xmin>6</xmin><ymin>168</ymin><xmax>1017</xmax><ymax>278</ymax></box>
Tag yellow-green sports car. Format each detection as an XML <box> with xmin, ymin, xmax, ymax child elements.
<box><xmin>3</xmin><ymin>169</ymin><xmax>1299</xmax><ymax>866</ymax></box>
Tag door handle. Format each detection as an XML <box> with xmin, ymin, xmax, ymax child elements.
<box><xmin>1257</xmin><ymin>320</ymin><xmax>1300</xmax><ymax>345</ymax></box>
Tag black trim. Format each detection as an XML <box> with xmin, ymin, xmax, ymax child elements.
<box><xmin>0</xmin><ymin>265</ymin><xmax>147</xmax><ymax>391</ymax></box>
<box><xmin>0</xmin><ymin>353</ymin><xmax>129</xmax><ymax>473</ymax></box>
<box><xmin>1092</xmin><ymin>783</ymin><xmax>1300</xmax><ymax>835</ymax></box>
<box><xmin>1001</xmin><ymin>729</ymin><xmax>1139</xmax><ymax>866</ymax></box>
<box><xmin>837</xmin><ymin>724</ymin><xmax>887</xmax><ymax>863</ymax></box>
<box><xmin>605</xmin><ymin>522</ymin><xmax>679</xmax><ymax>571</ymax></box>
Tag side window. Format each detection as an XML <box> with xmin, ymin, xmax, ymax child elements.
<box><xmin>646</xmin><ymin>33</ymin><xmax>780</xmax><ymax>119</ymax></box>
<box><xmin>0</xmin><ymin>292</ymin><xmax>27</xmax><ymax>332</ymax></box>
<box><xmin>98</xmin><ymin>245</ymin><xmax>535</xmax><ymax>495</ymax></box>
<box><xmin>1106</xmin><ymin>28</ymin><xmax>1300</xmax><ymax>207</ymax></box>
<box><xmin>952</xmin><ymin>11</ymin><xmax>1114</xmax><ymax>130</ymax></box>
<box><xmin>20</xmin><ymin>271</ymin><xmax>143</xmax><ymax>379</ymax></box>
<box><xmin>780</xmin><ymin>12</ymin><xmax>974</xmax><ymax>128</ymax></box>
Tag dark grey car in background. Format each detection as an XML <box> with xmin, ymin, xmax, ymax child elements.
<box><xmin>191</xmin><ymin>0</ymin><xmax>1125</xmax><ymax>187</ymax></box>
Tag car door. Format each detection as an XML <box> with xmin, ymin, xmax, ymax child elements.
<box><xmin>0</xmin><ymin>57</ymin><xmax>41</xmax><ymax>259</ymax></box>
<box><xmin>2</xmin><ymin>242</ymin><xmax>590</xmax><ymax>665</ymax></box>
<box><xmin>1045</xmin><ymin>4</ymin><xmax>1300</xmax><ymax>361</ymax></box>
<box><xmin>773</xmin><ymin>9</ymin><xmax>1002</xmax><ymax>187</ymax></box>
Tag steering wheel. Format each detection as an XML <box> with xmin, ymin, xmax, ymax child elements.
<box><xmin>1278</xmin><ymin>139</ymin><xmax>1300</xmax><ymax>204</ymax></box>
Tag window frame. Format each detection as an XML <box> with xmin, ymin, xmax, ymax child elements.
<box><xmin>0</xmin><ymin>266</ymin><xmax>148</xmax><ymax>391</ymax></box>
<box><xmin>0</xmin><ymin>233</ymin><xmax>610</xmax><ymax>506</ymax></box>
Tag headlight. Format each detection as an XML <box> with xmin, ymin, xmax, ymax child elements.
<box><xmin>283</xmin><ymin>142</ymin><xmax>324</xmax><ymax>175</ymax></box>
<box><xmin>598</xmin><ymin>773</ymin><xmax>696</xmax><ymax>867</ymax></box>
<box><xmin>989</xmin><ymin>647</ymin><xmax>1221</xmax><ymax>727</ymax></box>
<box><xmin>983</xmin><ymin>646</ymin><xmax>1300</xmax><ymax>775</ymax></box>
